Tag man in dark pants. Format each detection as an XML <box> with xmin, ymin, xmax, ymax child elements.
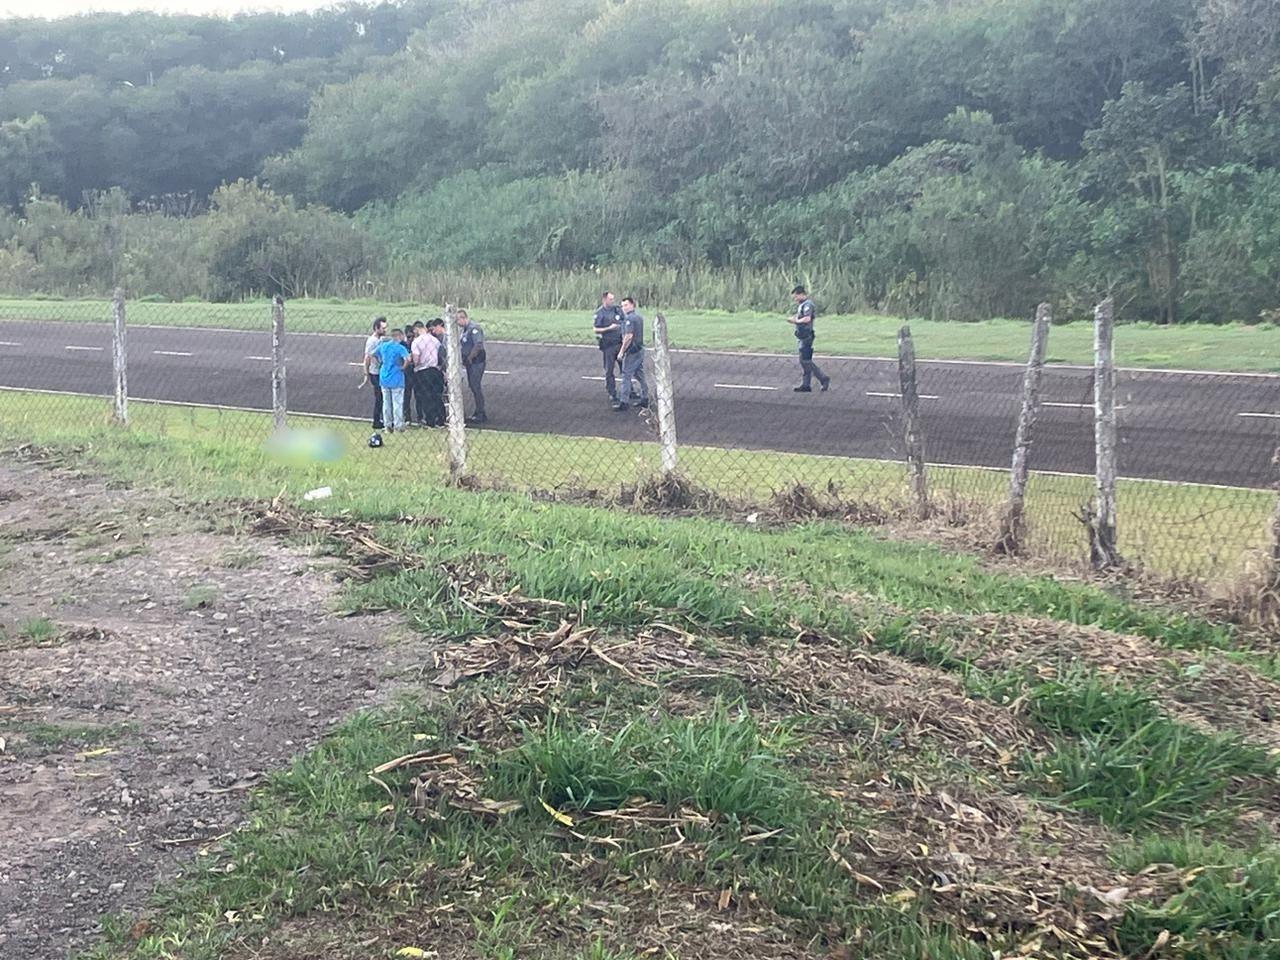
<box><xmin>361</xmin><ymin>316</ymin><xmax>388</xmax><ymax>428</ymax></box>
<box><xmin>614</xmin><ymin>296</ymin><xmax>649</xmax><ymax>411</ymax></box>
<box><xmin>401</xmin><ymin>323</ymin><xmax>418</xmax><ymax>425</ymax></box>
<box><xmin>414</xmin><ymin>318</ymin><xmax>447</xmax><ymax>426</ymax></box>
<box><xmin>592</xmin><ymin>291</ymin><xmax>625</xmax><ymax>404</ymax></box>
<box><xmin>788</xmin><ymin>285</ymin><xmax>830</xmax><ymax>392</ymax></box>
<box><xmin>457</xmin><ymin>309</ymin><xmax>487</xmax><ymax>424</ymax></box>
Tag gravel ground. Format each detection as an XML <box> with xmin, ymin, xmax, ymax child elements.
<box><xmin>0</xmin><ymin>459</ymin><xmax>430</xmax><ymax>960</ymax></box>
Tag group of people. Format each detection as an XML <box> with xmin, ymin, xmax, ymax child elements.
<box><xmin>592</xmin><ymin>292</ymin><xmax>650</xmax><ymax>410</ymax></box>
<box><xmin>589</xmin><ymin>284</ymin><xmax>831</xmax><ymax>403</ymax></box>
<box><xmin>361</xmin><ymin>310</ymin><xmax>487</xmax><ymax>435</ymax></box>
<box><xmin>362</xmin><ymin>283</ymin><xmax>828</xmax><ymax>441</ymax></box>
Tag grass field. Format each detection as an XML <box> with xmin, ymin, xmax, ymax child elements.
<box><xmin>0</xmin><ymin>390</ymin><xmax>1273</xmax><ymax>583</ymax></box>
<box><xmin>2</xmin><ymin>388</ymin><xmax>1277</xmax><ymax>960</ymax></box>
<box><xmin>3</xmin><ymin>296</ymin><xmax>1279</xmax><ymax>372</ymax></box>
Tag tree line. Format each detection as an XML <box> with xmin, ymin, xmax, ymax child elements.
<box><xmin>1</xmin><ymin>0</ymin><xmax>1278</xmax><ymax>322</ymax></box>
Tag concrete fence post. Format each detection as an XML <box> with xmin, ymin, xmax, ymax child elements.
<box><xmin>897</xmin><ymin>325</ymin><xmax>930</xmax><ymax>519</ymax></box>
<box><xmin>442</xmin><ymin>303</ymin><xmax>468</xmax><ymax>483</ymax></box>
<box><xmin>651</xmin><ymin>312</ymin><xmax>679</xmax><ymax>477</ymax></box>
<box><xmin>111</xmin><ymin>287</ymin><xmax>128</xmax><ymax>425</ymax></box>
<box><xmin>996</xmin><ymin>302</ymin><xmax>1052</xmax><ymax>553</ymax></box>
<box><xmin>271</xmin><ymin>295</ymin><xmax>287</xmax><ymax>433</ymax></box>
<box><xmin>1088</xmin><ymin>297</ymin><xmax>1122</xmax><ymax>570</ymax></box>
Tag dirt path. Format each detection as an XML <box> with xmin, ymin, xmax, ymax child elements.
<box><xmin>0</xmin><ymin>459</ymin><xmax>429</xmax><ymax>960</ymax></box>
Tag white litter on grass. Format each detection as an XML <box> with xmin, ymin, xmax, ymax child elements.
<box><xmin>303</xmin><ymin>487</ymin><xmax>333</xmax><ymax>501</ymax></box>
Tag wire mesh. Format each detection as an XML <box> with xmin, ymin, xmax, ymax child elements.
<box><xmin>0</xmin><ymin>292</ymin><xmax>1275</xmax><ymax>585</ymax></box>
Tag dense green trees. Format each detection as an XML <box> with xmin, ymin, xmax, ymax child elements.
<box><xmin>0</xmin><ymin>0</ymin><xmax>1277</xmax><ymax>319</ymax></box>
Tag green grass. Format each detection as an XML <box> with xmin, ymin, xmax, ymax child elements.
<box><xmin>8</xmin><ymin>719</ymin><xmax>135</xmax><ymax>753</ymax></box>
<box><xmin>1115</xmin><ymin>837</ymin><xmax>1280</xmax><ymax>959</ymax></box>
<box><xmin>493</xmin><ymin>706</ymin><xmax>811</xmax><ymax>825</ymax></box>
<box><xmin>19</xmin><ymin>616</ymin><xmax>58</xmax><ymax>643</ymax></box>
<box><xmin>28</xmin><ymin>384</ymin><xmax>1275</xmax><ymax>959</ymax></box>
<box><xmin>3</xmin><ymin>295</ymin><xmax>1279</xmax><ymax>372</ymax></box>
<box><xmin>1017</xmin><ymin>676</ymin><xmax>1276</xmax><ymax>830</ymax></box>
<box><xmin>180</xmin><ymin>583</ymin><xmax>219</xmax><ymax>610</ymax></box>
<box><xmin>0</xmin><ymin>391</ymin><xmax>1271</xmax><ymax>584</ymax></box>
<box><xmin>0</xmin><ymin>392</ymin><xmax>1242</xmax><ymax>652</ymax></box>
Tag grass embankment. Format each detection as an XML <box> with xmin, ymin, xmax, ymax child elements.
<box><xmin>3</xmin><ymin>295</ymin><xmax>1279</xmax><ymax>372</ymax></box>
<box><xmin>1</xmin><ymin>390</ymin><xmax>1271</xmax><ymax>581</ymax></box>
<box><xmin>2</xmin><ymin>390</ymin><xmax>1279</xmax><ymax>960</ymax></box>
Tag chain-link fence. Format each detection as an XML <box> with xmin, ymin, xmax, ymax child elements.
<box><xmin>1</xmin><ymin>292</ymin><xmax>1276</xmax><ymax>586</ymax></box>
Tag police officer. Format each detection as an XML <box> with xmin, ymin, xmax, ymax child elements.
<box><xmin>614</xmin><ymin>296</ymin><xmax>650</xmax><ymax>411</ymax></box>
<box><xmin>592</xmin><ymin>291</ymin><xmax>625</xmax><ymax>404</ymax></box>
<box><xmin>788</xmin><ymin>285</ymin><xmax>831</xmax><ymax>392</ymax></box>
<box><xmin>456</xmin><ymin>309</ymin><xmax>487</xmax><ymax>424</ymax></box>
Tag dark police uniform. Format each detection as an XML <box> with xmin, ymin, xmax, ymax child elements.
<box><xmin>593</xmin><ymin>304</ymin><xmax>625</xmax><ymax>401</ymax></box>
<box><xmin>616</xmin><ymin>309</ymin><xmax>649</xmax><ymax>409</ymax></box>
<box><xmin>458</xmin><ymin>322</ymin><xmax>487</xmax><ymax>421</ymax></box>
<box><xmin>795</xmin><ymin>297</ymin><xmax>829</xmax><ymax>391</ymax></box>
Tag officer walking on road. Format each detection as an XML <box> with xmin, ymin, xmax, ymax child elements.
<box><xmin>361</xmin><ymin>316</ymin><xmax>389</xmax><ymax>428</ymax></box>
<box><xmin>456</xmin><ymin>309</ymin><xmax>487</xmax><ymax>424</ymax></box>
<box><xmin>788</xmin><ymin>285</ymin><xmax>830</xmax><ymax>392</ymax></box>
<box><xmin>593</xmin><ymin>291</ymin><xmax>625</xmax><ymax>404</ymax></box>
<box><xmin>614</xmin><ymin>297</ymin><xmax>650</xmax><ymax>411</ymax></box>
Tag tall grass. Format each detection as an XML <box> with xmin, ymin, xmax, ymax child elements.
<box><xmin>360</xmin><ymin>259</ymin><xmax>874</xmax><ymax>313</ymax></box>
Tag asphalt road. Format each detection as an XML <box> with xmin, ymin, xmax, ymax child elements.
<box><xmin>1</xmin><ymin>320</ymin><xmax>1277</xmax><ymax>488</ymax></box>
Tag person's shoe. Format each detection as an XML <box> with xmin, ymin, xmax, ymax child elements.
<box><xmin>467</xmin><ymin>414</ymin><xmax>488</xmax><ymax>425</ymax></box>
<box><xmin>632</xmin><ymin>399</ymin><xmax>650</xmax><ymax>409</ymax></box>
<box><xmin>793</xmin><ymin>385</ymin><xmax>812</xmax><ymax>393</ymax></box>
<box><xmin>820</xmin><ymin>379</ymin><xmax>831</xmax><ymax>392</ymax></box>
<box><xmin>612</xmin><ymin>403</ymin><xmax>628</xmax><ymax>412</ymax></box>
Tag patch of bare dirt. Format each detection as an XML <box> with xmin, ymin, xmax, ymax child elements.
<box><xmin>0</xmin><ymin>460</ymin><xmax>433</xmax><ymax>960</ymax></box>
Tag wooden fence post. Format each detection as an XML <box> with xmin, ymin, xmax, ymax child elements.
<box><xmin>111</xmin><ymin>287</ymin><xmax>128</xmax><ymax>425</ymax></box>
<box><xmin>1088</xmin><ymin>297</ymin><xmax>1122</xmax><ymax>569</ymax></box>
<box><xmin>651</xmin><ymin>312</ymin><xmax>679</xmax><ymax>477</ymax></box>
<box><xmin>996</xmin><ymin>303</ymin><xmax>1052</xmax><ymax>553</ymax></box>
<box><xmin>442</xmin><ymin>303</ymin><xmax>468</xmax><ymax>483</ymax></box>
<box><xmin>271</xmin><ymin>295</ymin><xmax>287</xmax><ymax>433</ymax></box>
<box><xmin>897</xmin><ymin>325</ymin><xmax>930</xmax><ymax>519</ymax></box>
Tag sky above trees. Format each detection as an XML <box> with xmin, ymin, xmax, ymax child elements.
<box><xmin>0</xmin><ymin>0</ymin><xmax>323</xmax><ymax>19</ymax></box>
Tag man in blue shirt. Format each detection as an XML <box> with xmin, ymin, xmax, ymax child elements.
<box><xmin>788</xmin><ymin>285</ymin><xmax>830</xmax><ymax>392</ymax></box>
<box><xmin>375</xmin><ymin>328</ymin><xmax>411</xmax><ymax>433</ymax></box>
<box><xmin>614</xmin><ymin>297</ymin><xmax>649</xmax><ymax>411</ymax></box>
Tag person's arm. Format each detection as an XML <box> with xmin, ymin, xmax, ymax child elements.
<box><xmin>362</xmin><ymin>342</ymin><xmax>375</xmax><ymax>384</ymax></box>
<box><xmin>466</xmin><ymin>328</ymin><xmax>485</xmax><ymax>364</ymax></box>
<box><xmin>618</xmin><ymin>320</ymin><xmax>633</xmax><ymax>359</ymax></box>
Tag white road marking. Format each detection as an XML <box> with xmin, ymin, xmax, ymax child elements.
<box><xmin>245</xmin><ymin>355</ymin><xmax>273</xmax><ymax>361</ymax></box>
<box><xmin>65</xmin><ymin>345</ymin><xmax>104</xmax><ymax>352</ymax></box>
<box><xmin>0</xmin><ymin>340</ymin><xmax>21</xmax><ymax>346</ymax></box>
<box><xmin>715</xmin><ymin>383</ymin><xmax>778</xmax><ymax>392</ymax></box>
<box><xmin>347</xmin><ymin>362</ymin><xmax>365</xmax><ymax>367</ymax></box>
<box><xmin>1238</xmin><ymin>411</ymin><xmax>1280</xmax><ymax>419</ymax></box>
<box><xmin>1043</xmin><ymin>401</ymin><xmax>1129</xmax><ymax>410</ymax></box>
<box><xmin>582</xmin><ymin>375</ymin><xmax>605</xmax><ymax>381</ymax></box>
<box><xmin>866</xmin><ymin>391</ymin><xmax>940</xmax><ymax>400</ymax></box>
<box><xmin>153</xmin><ymin>350</ymin><xmax>193</xmax><ymax>357</ymax></box>
<box><xmin>486</xmin><ymin>370</ymin><xmax>511</xmax><ymax>375</ymax></box>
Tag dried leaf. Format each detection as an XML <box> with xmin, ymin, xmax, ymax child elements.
<box><xmin>75</xmin><ymin>747</ymin><xmax>116</xmax><ymax>761</ymax></box>
<box><xmin>718</xmin><ymin>888</ymin><xmax>732</xmax><ymax>911</ymax></box>
<box><xmin>541</xmin><ymin>799</ymin><xmax>575</xmax><ymax>827</ymax></box>
<box><xmin>885</xmin><ymin>889</ymin><xmax>917</xmax><ymax>904</ymax></box>
<box><xmin>396</xmin><ymin>949</ymin><xmax>430</xmax><ymax>958</ymax></box>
